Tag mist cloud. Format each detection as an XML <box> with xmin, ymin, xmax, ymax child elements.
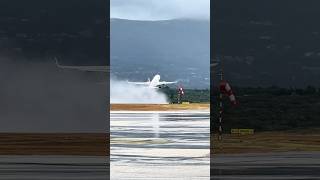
<box><xmin>110</xmin><ymin>78</ymin><xmax>168</xmax><ymax>104</ymax></box>
<box><xmin>111</xmin><ymin>0</ymin><xmax>210</xmax><ymax>20</ymax></box>
<box><xmin>0</xmin><ymin>57</ymin><xmax>108</xmax><ymax>132</ymax></box>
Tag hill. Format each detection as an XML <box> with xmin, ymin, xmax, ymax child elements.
<box><xmin>111</xmin><ymin>18</ymin><xmax>210</xmax><ymax>89</ymax></box>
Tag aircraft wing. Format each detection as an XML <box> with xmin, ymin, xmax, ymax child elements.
<box><xmin>211</xmin><ymin>62</ymin><xmax>218</xmax><ymax>67</ymax></box>
<box><xmin>158</xmin><ymin>81</ymin><xmax>177</xmax><ymax>85</ymax></box>
<box><xmin>127</xmin><ymin>81</ymin><xmax>150</xmax><ymax>85</ymax></box>
<box><xmin>55</xmin><ymin>58</ymin><xmax>109</xmax><ymax>72</ymax></box>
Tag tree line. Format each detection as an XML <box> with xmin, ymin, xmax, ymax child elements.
<box><xmin>161</xmin><ymin>86</ymin><xmax>320</xmax><ymax>132</ymax></box>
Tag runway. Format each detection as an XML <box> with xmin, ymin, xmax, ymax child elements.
<box><xmin>211</xmin><ymin>151</ymin><xmax>320</xmax><ymax>180</ymax></box>
<box><xmin>0</xmin><ymin>156</ymin><xmax>108</xmax><ymax>180</ymax></box>
<box><xmin>110</xmin><ymin>111</ymin><xmax>210</xmax><ymax>179</ymax></box>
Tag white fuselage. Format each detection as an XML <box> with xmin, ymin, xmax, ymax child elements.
<box><xmin>128</xmin><ymin>74</ymin><xmax>177</xmax><ymax>88</ymax></box>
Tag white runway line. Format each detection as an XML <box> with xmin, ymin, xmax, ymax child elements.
<box><xmin>110</xmin><ymin>116</ymin><xmax>209</xmax><ymax>119</ymax></box>
<box><xmin>110</xmin><ymin>110</ymin><xmax>209</xmax><ymax>114</ymax></box>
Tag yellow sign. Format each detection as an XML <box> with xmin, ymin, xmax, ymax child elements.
<box><xmin>182</xmin><ymin>102</ymin><xmax>190</xmax><ymax>104</ymax></box>
<box><xmin>231</xmin><ymin>129</ymin><xmax>254</xmax><ymax>135</ymax></box>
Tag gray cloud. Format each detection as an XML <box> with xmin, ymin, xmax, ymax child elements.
<box><xmin>111</xmin><ymin>0</ymin><xmax>209</xmax><ymax>20</ymax></box>
<box><xmin>0</xmin><ymin>57</ymin><xmax>108</xmax><ymax>133</ymax></box>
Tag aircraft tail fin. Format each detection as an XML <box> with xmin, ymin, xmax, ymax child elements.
<box><xmin>54</xmin><ymin>57</ymin><xmax>61</xmax><ymax>67</ymax></box>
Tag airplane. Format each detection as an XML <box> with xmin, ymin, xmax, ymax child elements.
<box><xmin>128</xmin><ymin>74</ymin><xmax>177</xmax><ymax>88</ymax></box>
<box><xmin>55</xmin><ymin>58</ymin><xmax>109</xmax><ymax>72</ymax></box>
<box><xmin>55</xmin><ymin>58</ymin><xmax>177</xmax><ymax>88</ymax></box>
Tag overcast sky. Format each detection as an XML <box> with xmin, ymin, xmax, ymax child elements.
<box><xmin>111</xmin><ymin>0</ymin><xmax>209</xmax><ymax>20</ymax></box>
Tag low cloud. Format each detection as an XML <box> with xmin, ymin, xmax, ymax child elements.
<box><xmin>111</xmin><ymin>0</ymin><xmax>210</xmax><ymax>20</ymax></box>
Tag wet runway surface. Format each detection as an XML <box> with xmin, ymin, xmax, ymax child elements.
<box><xmin>110</xmin><ymin>111</ymin><xmax>210</xmax><ymax>179</ymax></box>
<box><xmin>0</xmin><ymin>156</ymin><xmax>108</xmax><ymax>180</ymax></box>
<box><xmin>211</xmin><ymin>152</ymin><xmax>320</xmax><ymax>180</ymax></box>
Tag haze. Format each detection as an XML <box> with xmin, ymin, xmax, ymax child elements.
<box><xmin>111</xmin><ymin>0</ymin><xmax>210</xmax><ymax>20</ymax></box>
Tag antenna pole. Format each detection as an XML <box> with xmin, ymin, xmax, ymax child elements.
<box><xmin>218</xmin><ymin>58</ymin><xmax>224</xmax><ymax>142</ymax></box>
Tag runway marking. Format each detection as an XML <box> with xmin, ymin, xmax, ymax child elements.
<box><xmin>111</xmin><ymin>111</ymin><xmax>209</xmax><ymax>114</ymax></box>
<box><xmin>110</xmin><ymin>116</ymin><xmax>209</xmax><ymax>119</ymax></box>
<box><xmin>111</xmin><ymin>112</ymin><xmax>210</xmax><ymax>179</ymax></box>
